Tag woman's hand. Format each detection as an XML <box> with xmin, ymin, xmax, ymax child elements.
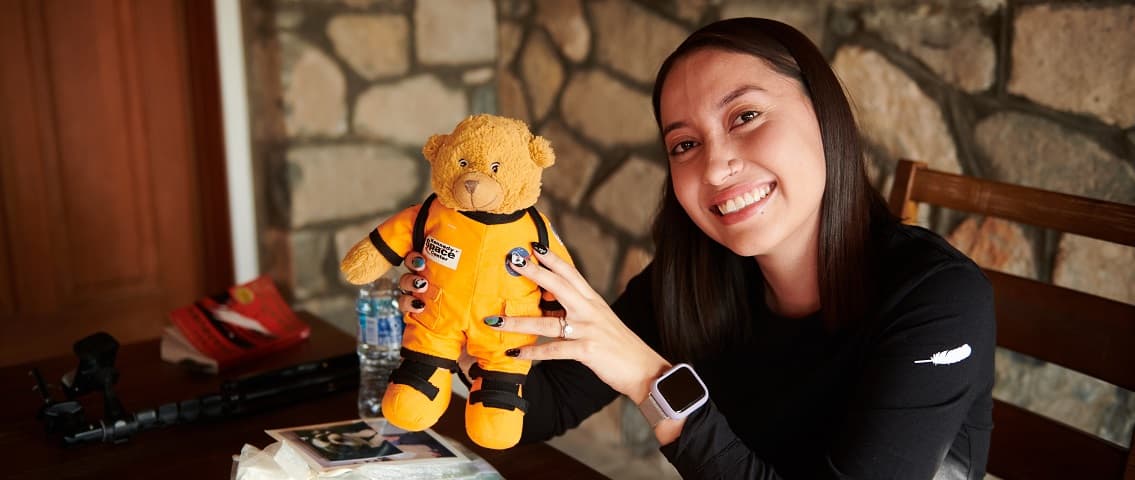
<box><xmin>396</xmin><ymin>252</ymin><xmax>429</xmax><ymax>315</ymax></box>
<box><xmin>397</xmin><ymin>248</ymin><xmax>683</xmax><ymax>444</ymax></box>
<box><xmin>493</xmin><ymin>242</ymin><xmax>672</xmax><ymax>405</ymax></box>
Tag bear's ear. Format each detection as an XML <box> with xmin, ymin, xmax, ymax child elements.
<box><xmin>422</xmin><ymin>134</ymin><xmax>448</xmax><ymax>162</ymax></box>
<box><xmin>528</xmin><ymin>135</ymin><xmax>555</xmax><ymax>168</ymax></box>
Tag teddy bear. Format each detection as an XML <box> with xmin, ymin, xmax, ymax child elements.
<box><xmin>339</xmin><ymin>114</ymin><xmax>574</xmax><ymax>450</ymax></box>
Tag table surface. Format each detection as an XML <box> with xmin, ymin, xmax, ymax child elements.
<box><xmin>0</xmin><ymin>312</ymin><xmax>608</xmax><ymax>479</ymax></box>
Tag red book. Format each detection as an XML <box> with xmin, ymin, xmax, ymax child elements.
<box><xmin>160</xmin><ymin>275</ymin><xmax>310</xmax><ymax>373</ymax></box>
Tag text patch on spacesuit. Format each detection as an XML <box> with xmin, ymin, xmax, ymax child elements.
<box><xmin>424</xmin><ymin>235</ymin><xmax>462</xmax><ymax>270</ymax></box>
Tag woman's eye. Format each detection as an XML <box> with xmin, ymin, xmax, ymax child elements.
<box><xmin>733</xmin><ymin>110</ymin><xmax>759</xmax><ymax>126</ymax></box>
<box><xmin>490</xmin><ymin>162</ymin><xmax>500</xmax><ymax>173</ymax></box>
<box><xmin>670</xmin><ymin>140</ymin><xmax>697</xmax><ymax>155</ymax></box>
<box><xmin>458</xmin><ymin>159</ymin><xmax>468</xmax><ymax>167</ymax></box>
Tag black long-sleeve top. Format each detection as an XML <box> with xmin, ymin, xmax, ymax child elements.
<box><xmin>519</xmin><ymin>224</ymin><xmax>995</xmax><ymax>479</ymax></box>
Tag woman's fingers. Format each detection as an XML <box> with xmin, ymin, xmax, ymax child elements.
<box><xmin>509</xmin><ymin>251</ymin><xmax>586</xmax><ymax>306</ymax></box>
<box><xmin>398</xmin><ymin>292</ymin><xmax>425</xmax><ymax>314</ymax></box>
<box><xmin>396</xmin><ymin>252</ymin><xmax>428</xmax><ymax>314</ymax></box>
<box><xmin>405</xmin><ymin>252</ymin><xmax>427</xmax><ymax>272</ymax></box>
<box><xmin>398</xmin><ymin>272</ymin><xmax>428</xmax><ymax>293</ymax></box>
<box><xmin>484</xmin><ymin>315</ymin><xmax>566</xmax><ymax>338</ymax></box>
<box><xmin>506</xmin><ymin>340</ymin><xmax>576</xmax><ymax>361</ymax></box>
<box><xmin>529</xmin><ymin>243</ymin><xmax>597</xmax><ymax>300</ymax></box>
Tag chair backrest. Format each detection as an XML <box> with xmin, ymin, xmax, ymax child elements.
<box><xmin>888</xmin><ymin>159</ymin><xmax>1135</xmax><ymax>480</ymax></box>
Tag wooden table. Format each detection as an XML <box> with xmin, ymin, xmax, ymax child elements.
<box><xmin>0</xmin><ymin>313</ymin><xmax>608</xmax><ymax>479</ymax></box>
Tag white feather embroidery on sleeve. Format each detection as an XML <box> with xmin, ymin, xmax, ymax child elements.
<box><xmin>914</xmin><ymin>344</ymin><xmax>972</xmax><ymax>365</ymax></box>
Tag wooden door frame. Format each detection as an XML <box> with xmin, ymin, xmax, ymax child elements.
<box><xmin>0</xmin><ymin>0</ymin><xmax>234</xmax><ymax>365</ymax></box>
<box><xmin>184</xmin><ymin>0</ymin><xmax>234</xmax><ymax>294</ymax></box>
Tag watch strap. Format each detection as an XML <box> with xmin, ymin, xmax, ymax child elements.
<box><xmin>638</xmin><ymin>394</ymin><xmax>668</xmax><ymax>428</ymax></box>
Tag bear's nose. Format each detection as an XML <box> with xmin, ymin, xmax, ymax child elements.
<box><xmin>464</xmin><ymin>180</ymin><xmax>478</xmax><ymax>194</ymax></box>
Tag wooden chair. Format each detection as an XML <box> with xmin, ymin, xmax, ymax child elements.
<box><xmin>888</xmin><ymin>159</ymin><xmax>1135</xmax><ymax>480</ymax></box>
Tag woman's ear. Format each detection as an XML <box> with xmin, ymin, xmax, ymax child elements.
<box><xmin>422</xmin><ymin>134</ymin><xmax>448</xmax><ymax>162</ymax></box>
<box><xmin>529</xmin><ymin>135</ymin><xmax>555</xmax><ymax>168</ymax></box>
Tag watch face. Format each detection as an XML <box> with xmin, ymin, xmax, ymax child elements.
<box><xmin>657</xmin><ymin>365</ymin><xmax>706</xmax><ymax>413</ymax></box>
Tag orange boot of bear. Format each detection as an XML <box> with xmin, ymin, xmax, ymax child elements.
<box><xmin>464</xmin><ymin>369</ymin><xmax>527</xmax><ymax>450</ymax></box>
<box><xmin>381</xmin><ymin>364</ymin><xmax>452</xmax><ymax>432</ymax></box>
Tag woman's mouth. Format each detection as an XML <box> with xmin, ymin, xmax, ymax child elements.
<box><xmin>712</xmin><ymin>182</ymin><xmax>776</xmax><ymax>216</ymax></box>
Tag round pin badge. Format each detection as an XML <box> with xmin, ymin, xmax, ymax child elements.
<box><xmin>504</xmin><ymin>247</ymin><xmax>529</xmax><ymax>277</ymax></box>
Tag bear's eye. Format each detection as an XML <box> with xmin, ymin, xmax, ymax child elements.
<box><xmin>458</xmin><ymin>159</ymin><xmax>468</xmax><ymax>168</ymax></box>
<box><xmin>490</xmin><ymin>162</ymin><xmax>500</xmax><ymax>173</ymax></box>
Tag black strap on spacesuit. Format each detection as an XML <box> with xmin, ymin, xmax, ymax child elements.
<box><xmin>538</xmin><ymin>296</ymin><xmax>563</xmax><ymax>312</ymax></box>
<box><xmin>467</xmin><ymin>364</ymin><xmax>529</xmax><ymax>413</ymax></box>
<box><xmin>524</xmin><ymin>206</ymin><xmax>549</xmax><ymax>247</ymax></box>
<box><xmin>411</xmin><ymin>194</ymin><xmax>438</xmax><ymax>253</ymax></box>
<box><xmin>524</xmin><ymin>207</ymin><xmax>562</xmax><ymax>310</ymax></box>
<box><xmin>388</xmin><ymin>348</ymin><xmax>458</xmax><ymax>401</ymax></box>
<box><xmin>368</xmin><ymin>229</ymin><xmax>403</xmax><ymax>266</ymax></box>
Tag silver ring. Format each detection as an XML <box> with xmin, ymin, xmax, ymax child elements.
<box><xmin>559</xmin><ymin>317</ymin><xmax>573</xmax><ymax>339</ymax></box>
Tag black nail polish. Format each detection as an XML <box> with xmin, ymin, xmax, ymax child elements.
<box><xmin>505</xmin><ymin>348</ymin><xmax>521</xmax><ymax>357</ymax></box>
<box><xmin>484</xmin><ymin>316</ymin><xmax>503</xmax><ymax>327</ymax></box>
<box><xmin>530</xmin><ymin>242</ymin><xmax>548</xmax><ymax>255</ymax></box>
<box><xmin>509</xmin><ymin>253</ymin><xmax>527</xmax><ymax>268</ymax></box>
<box><xmin>412</xmin><ymin>278</ymin><xmax>427</xmax><ymax>289</ymax></box>
<box><xmin>411</xmin><ymin>299</ymin><xmax>425</xmax><ymax>309</ymax></box>
<box><xmin>411</xmin><ymin>256</ymin><xmax>426</xmax><ymax>270</ymax></box>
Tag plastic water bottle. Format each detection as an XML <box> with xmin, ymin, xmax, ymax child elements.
<box><xmin>356</xmin><ymin>277</ymin><xmax>404</xmax><ymax>420</ymax></box>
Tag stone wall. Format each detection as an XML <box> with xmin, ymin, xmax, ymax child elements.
<box><xmin>242</xmin><ymin>0</ymin><xmax>1134</xmax><ymax>478</ymax></box>
<box><xmin>243</xmin><ymin>0</ymin><xmax>498</xmax><ymax>328</ymax></box>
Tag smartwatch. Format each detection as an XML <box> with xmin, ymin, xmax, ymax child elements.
<box><xmin>637</xmin><ymin>363</ymin><xmax>709</xmax><ymax>427</ymax></box>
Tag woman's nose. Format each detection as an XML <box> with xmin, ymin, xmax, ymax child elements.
<box><xmin>703</xmin><ymin>142</ymin><xmax>740</xmax><ymax>186</ymax></box>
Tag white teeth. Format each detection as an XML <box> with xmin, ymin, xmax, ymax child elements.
<box><xmin>716</xmin><ymin>184</ymin><xmax>775</xmax><ymax>215</ymax></box>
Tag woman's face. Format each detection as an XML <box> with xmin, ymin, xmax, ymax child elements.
<box><xmin>659</xmin><ymin>48</ymin><xmax>826</xmax><ymax>258</ymax></box>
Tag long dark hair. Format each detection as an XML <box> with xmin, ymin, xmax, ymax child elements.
<box><xmin>649</xmin><ymin>18</ymin><xmax>895</xmax><ymax>363</ymax></box>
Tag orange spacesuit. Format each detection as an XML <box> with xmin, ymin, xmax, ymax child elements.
<box><xmin>369</xmin><ymin>193</ymin><xmax>572</xmax><ymax>448</ymax></box>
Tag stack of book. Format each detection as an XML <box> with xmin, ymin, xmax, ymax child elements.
<box><xmin>161</xmin><ymin>275</ymin><xmax>310</xmax><ymax>373</ymax></box>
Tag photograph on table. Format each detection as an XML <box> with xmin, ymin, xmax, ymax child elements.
<box><xmin>266</xmin><ymin>418</ymin><xmax>465</xmax><ymax>470</ymax></box>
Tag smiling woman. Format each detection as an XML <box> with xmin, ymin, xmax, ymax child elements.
<box><xmin>651</xmin><ymin>19</ymin><xmax>882</xmax><ymax>335</ymax></box>
<box><xmin>662</xmin><ymin>49</ymin><xmax>828</xmax><ymax>285</ymax></box>
<box><xmin>399</xmin><ymin>17</ymin><xmax>995</xmax><ymax>480</ymax></box>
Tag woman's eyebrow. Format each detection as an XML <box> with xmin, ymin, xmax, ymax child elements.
<box><xmin>662</xmin><ymin>120</ymin><xmax>688</xmax><ymax>138</ymax></box>
<box><xmin>661</xmin><ymin>85</ymin><xmax>767</xmax><ymax>137</ymax></box>
<box><xmin>718</xmin><ymin>85</ymin><xmax>766</xmax><ymax>108</ymax></box>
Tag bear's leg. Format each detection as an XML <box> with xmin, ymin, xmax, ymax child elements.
<box><xmin>465</xmin><ymin>364</ymin><xmax>528</xmax><ymax>450</ymax></box>
<box><xmin>381</xmin><ymin>349</ymin><xmax>458</xmax><ymax>431</ymax></box>
<box><xmin>465</xmin><ymin>312</ymin><xmax>536</xmax><ymax>449</ymax></box>
<box><xmin>381</xmin><ymin>314</ymin><xmax>462</xmax><ymax>432</ymax></box>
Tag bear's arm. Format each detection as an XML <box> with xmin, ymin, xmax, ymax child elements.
<box><xmin>371</xmin><ymin>203</ymin><xmax>422</xmax><ymax>265</ymax></box>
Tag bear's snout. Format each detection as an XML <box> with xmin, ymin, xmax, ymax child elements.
<box><xmin>451</xmin><ymin>172</ymin><xmax>503</xmax><ymax>211</ymax></box>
